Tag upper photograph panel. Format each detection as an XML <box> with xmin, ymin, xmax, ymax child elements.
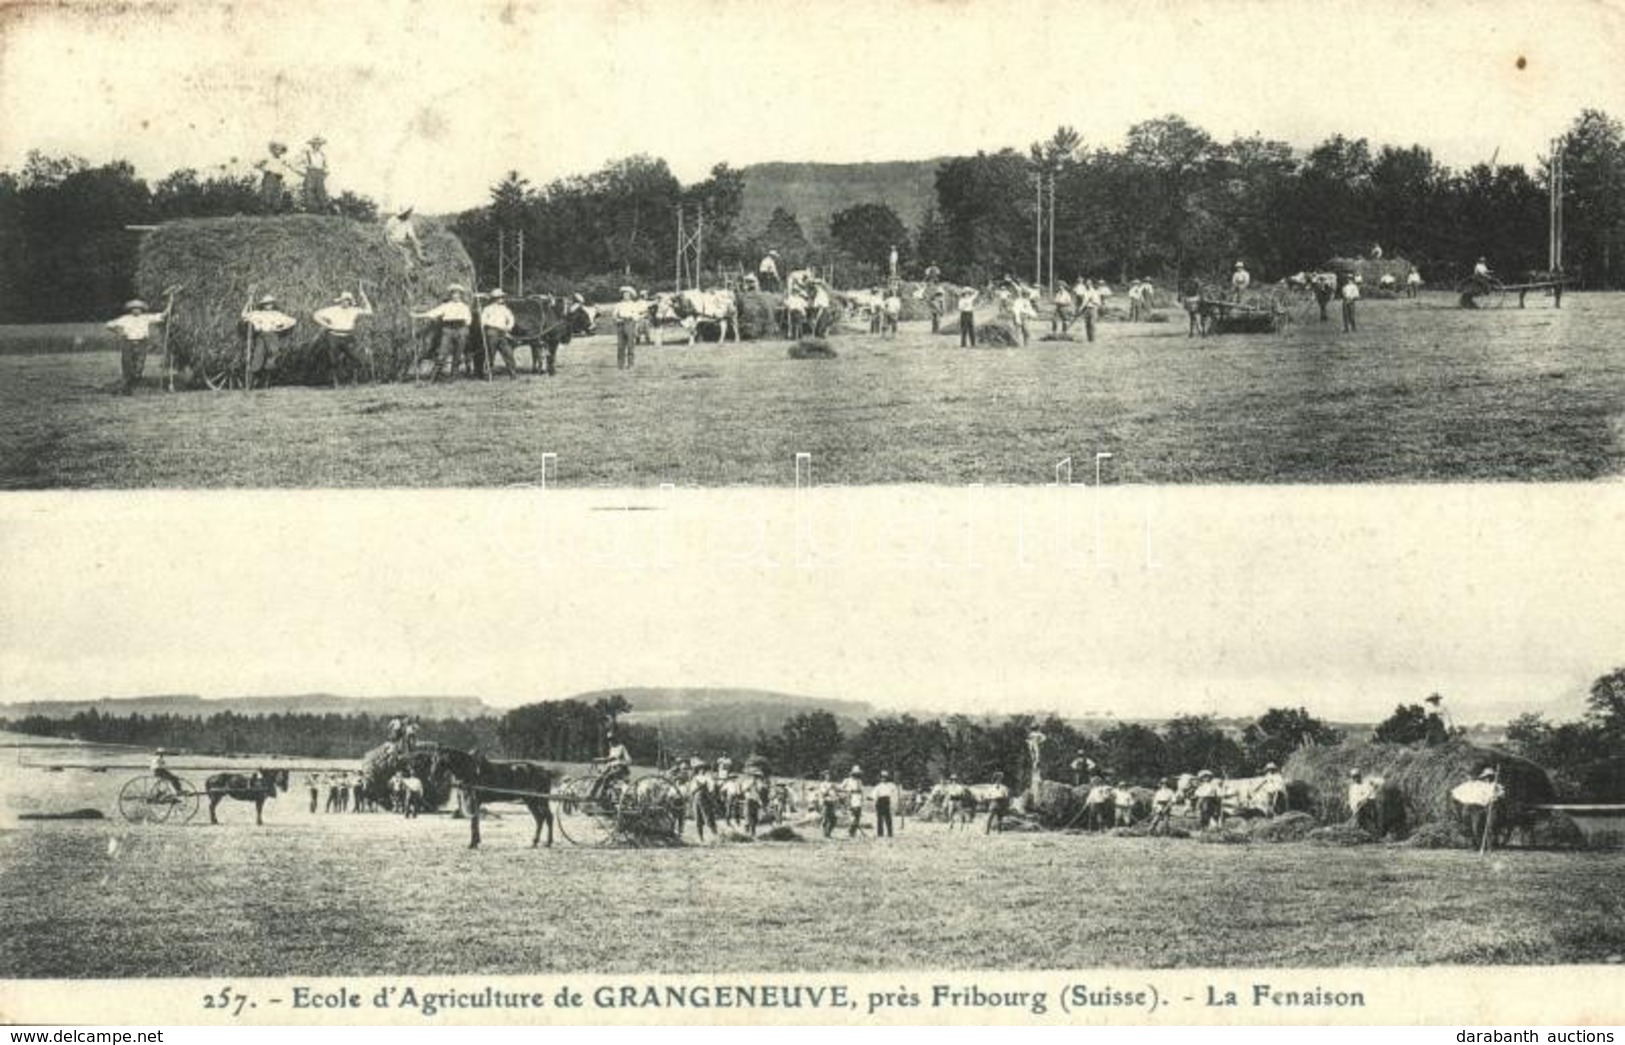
<box><xmin>2</xmin><ymin>0</ymin><xmax>1622</xmax><ymax>489</ymax></box>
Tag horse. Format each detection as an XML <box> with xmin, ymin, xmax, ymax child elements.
<box><xmin>430</xmin><ymin>747</ymin><xmax>554</xmax><ymax>849</ymax></box>
<box><xmin>204</xmin><ymin>768</ymin><xmax>288</xmax><ymax>825</ymax></box>
<box><xmin>469</xmin><ymin>295</ymin><xmax>592</xmax><ymax>377</ymax></box>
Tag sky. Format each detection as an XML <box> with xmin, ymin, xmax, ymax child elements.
<box><xmin>2</xmin><ymin>0</ymin><xmax>1622</xmax><ymax>214</ymax></box>
<box><xmin>2</xmin><ymin>486</ymin><xmax>1621</xmax><ymax>724</ymax></box>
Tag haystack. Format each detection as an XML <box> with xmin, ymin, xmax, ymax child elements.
<box><xmin>736</xmin><ymin>291</ymin><xmax>782</xmax><ymax>340</ymax></box>
<box><xmin>135</xmin><ymin>215</ymin><xmax>472</xmax><ymax>387</ymax></box>
<box><xmin>1284</xmin><ymin>739</ymin><xmax>1553</xmax><ymax>838</ymax></box>
<box><xmin>358</xmin><ymin>743</ymin><xmax>455</xmax><ymax>811</ymax></box>
<box><xmin>1326</xmin><ymin>255</ymin><xmax>1414</xmax><ymax>285</ymax></box>
<box><xmin>1030</xmin><ymin>780</ymin><xmax>1088</xmax><ymax>828</ymax></box>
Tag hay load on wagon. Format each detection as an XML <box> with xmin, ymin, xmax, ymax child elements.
<box><xmin>1284</xmin><ymin>738</ymin><xmax>1554</xmax><ymax>839</ymax></box>
<box><xmin>358</xmin><ymin>742</ymin><xmax>455</xmax><ymax>811</ymax></box>
<box><xmin>135</xmin><ymin>214</ymin><xmax>472</xmax><ymax>387</ymax></box>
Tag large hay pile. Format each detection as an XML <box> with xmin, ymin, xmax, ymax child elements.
<box><xmin>736</xmin><ymin>291</ymin><xmax>782</xmax><ymax>340</ymax></box>
<box><xmin>135</xmin><ymin>215</ymin><xmax>472</xmax><ymax>387</ymax></box>
<box><xmin>1326</xmin><ymin>255</ymin><xmax>1415</xmax><ymax>285</ymax></box>
<box><xmin>1030</xmin><ymin>780</ymin><xmax>1087</xmax><ymax>828</ymax></box>
<box><xmin>1284</xmin><ymin>739</ymin><xmax>1553</xmax><ymax>838</ymax></box>
<box><xmin>358</xmin><ymin>743</ymin><xmax>455</xmax><ymax>811</ymax></box>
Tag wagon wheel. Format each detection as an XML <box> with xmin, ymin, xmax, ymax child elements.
<box><xmin>144</xmin><ymin>780</ymin><xmax>177</xmax><ymax>824</ymax></box>
<box><xmin>171</xmin><ymin>778</ymin><xmax>200</xmax><ymax>823</ymax></box>
<box><xmin>200</xmin><ymin>353</ymin><xmax>240</xmax><ymax>390</ymax></box>
<box><xmin>118</xmin><ymin>776</ymin><xmax>156</xmax><ymax>823</ymax></box>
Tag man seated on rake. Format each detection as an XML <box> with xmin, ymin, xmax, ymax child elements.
<box><xmin>151</xmin><ymin>748</ymin><xmax>184</xmax><ymax>798</ymax></box>
<box><xmin>589</xmin><ymin>732</ymin><xmax>632</xmax><ymax>801</ymax></box>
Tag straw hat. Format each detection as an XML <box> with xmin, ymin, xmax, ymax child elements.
<box><xmin>487</xmin><ymin>288</ymin><xmax>506</xmax><ymax>299</ymax></box>
<box><xmin>446</xmin><ymin>283</ymin><xmax>467</xmax><ymax>296</ymax></box>
<box><xmin>125</xmin><ymin>299</ymin><xmax>148</xmax><ymax>311</ymax></box>
<box><xmin>256</xmin><ymin>295</ymin><xmax>278</xmax><ymax>307</ymax></box>
<box><xmin>335</xmin><ymin>291</ymin><xmax>355</xmax><ymax>305</ymax></box>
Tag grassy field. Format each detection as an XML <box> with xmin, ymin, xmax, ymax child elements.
<box><xmin>1</xmin><ymin>732</ymin><xmax>1622</xmax><ymax>977</ymax></box>
<box><xmin>3</xmin><ymin>809</ymin><xmax>1623</xmax><ymax>977</ymax></box>
<box><xmin>1</xmin><ymin>292</ymin><xmax>1622</xmax><ymax>487</ymax></box>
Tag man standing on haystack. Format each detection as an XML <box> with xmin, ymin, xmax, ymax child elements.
<box><xmin>298</xmin><ymin>136</ymin><xmax>329</xmax><ymax>212</ymax></box>
<box><xmin>612</xmin><ymin>286</ymin><xmax>643</xmax><ymax>370</ymax></box>
<box><xmin>479</xmin><ymin>288</ymin><xmax>519</xmax><ymax>379</ymax></box>
<box><xmin>758</xmin><ymin>250</ymin><xmax>781</xmax><ymax>292</ymax></box>
<box><xmin>241</xmin><ymin>293</ymin><xmax>297</xmax><ymax>389</ymax></box>
<box><xmin>104</xmin><ymin>291</ymin><xmax>175</xmax><ymax>395</ymax></box>
<box><xmin>412</xmin><ymin>284</ymin><xmax>473</xmax><ymax>380</ymax></box>
<box><xmin>386</xmin><ymin>206</ymin><xmax>429</xmax><ymax>268</ymax></box>
<box><xmin>256</xmin><ymin>141</ymin><xmax>291</xmax><ymax>210</ymax></box>
<box><xmin>312</xmin><ymin>285</ymin><xmax>374</xmax><ymax>387</ymax></box>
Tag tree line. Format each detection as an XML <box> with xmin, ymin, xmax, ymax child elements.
<box><xmin>6</xmin><ymin>672</ymin><xmax>1620</xmax><ymax>797</ymax></box>
<box><xmin>9</xmin><ymin>106</ymin><xmax>1618</xmax><ymax>324</ymax></box>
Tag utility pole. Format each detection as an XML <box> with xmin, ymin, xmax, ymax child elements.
<box><xmin>1548</xmin><ymin>136</ymin><xmax>1565</xmax><ymax>273</ymax></box>
<box><xmin>1033</xmin><ymin>172</ymin><xmax>1043</xmax><ymax>286</ymax></box>
<box><xmin>1047</xmin><ymin>172</ymin><xmax>1056</xmax><ymax>291</ymax></box>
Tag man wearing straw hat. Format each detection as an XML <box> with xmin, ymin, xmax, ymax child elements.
<box><xmin>758</xmin><ymin>249</ymin><xmax>781</xmax><ymax>292</ymax></box>
<box><xmin>1450</xmin><ymin>767</ymin><xmax>1506</xmax><ymax>849</ymax></box>
<box><xmin>412</xmin><ymin>284</ymin><xmax>473</xmax><ymax>380</ymax></box>
<box><xmin>241</xmin><ymin>293</ymin><xmax>297</xmax><ymax>389</ymax></box>
<box><xmin>479</xmin><ymin>288</ymin><xmax>519</xmax><ymax>380</ymax></box>
<box><xmin>255</xmin><ymin>141</ymin><xmax>291</xmax><ymax>210</ymax></box>
<box><xmin>1231</xmin><ymin>260</ymin><xmax>1251</xmax><ymax>302</ymax></box>
<box><xmin>298</xmin><ymin>135</ymin><xmax>329</xmax><ymax>212</ymax></box>
<box><xmin>612</xmin><ymin>286</ymin><xmax>643</xmax><ymax>370</ymax></box>
<box><xmin>386</xmin><ymin>206</ymin><xmax>429</xmax><ymax>268</ymax></box>
<box><xmin>104</xmin><ymin>291</ymin><xmax>175</xmax><ymax>395</ymax></box>
<box><xmin>312</xmin><ymin>285</ymin><xmax>374</xmax><ymax>387</ymax></box>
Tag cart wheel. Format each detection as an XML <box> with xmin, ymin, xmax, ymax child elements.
<box><xmin>118</xmin><ymin>776</ymin><xmax>154</xmax><ymax>823</ymax></box>
<box><xmin>145</xmin><ymin>780</ymin><xmax>176</xmax><ymax>824</ymax></box>
<box><xmin>201</xmin><ymin>358</ymin><xmax>238</xmax><ymax>390</ymax></box>
<box><xmin>173</xmin><ymin>779</ymin><xmax>200</xmax><ymax>824</ymax></box>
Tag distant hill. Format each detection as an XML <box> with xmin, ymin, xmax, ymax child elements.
<box><xmin>739</xmin><ymin>160</ymin><xmax>944</xmax><ymax>245</ymax></box>
<box><xmin>576</xmin><ymin>687</ymin><xmax>873</xmax><ymax>736</ymax></box>
<box><xmin>0</xmin><ymin>693</ymin><xmax>493</xmax><ymax>720</ymax></box>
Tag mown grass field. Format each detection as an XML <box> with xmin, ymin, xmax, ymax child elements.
<box><xmin>2</xmin><ymin>292</ymin><xmax>1622</xmax><ymax>487</ymax></box>
<box><xmin>1</xmin><ymin>733</ymin><xmax>1622</xmax><ymax>978</ymax></box>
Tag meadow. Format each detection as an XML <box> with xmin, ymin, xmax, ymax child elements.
<box><xmin>1</xmin><ymin>292</ymin><xmax>1621</xmax><ymax>488</ymax></box>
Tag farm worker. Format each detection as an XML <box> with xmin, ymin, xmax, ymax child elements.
<box><xmin>1051</xmin><ymin>283</ymin><xmax>1074</xmax><ymax>334</ymax></box>
<box><xmin>1140</xmin><ymin>277</ymin><xmax>1157</xmax><ymax>312</ymax></box>
<box><xmin>924</xmin><ymin>262</ymin><xmax>942</xmax><ymax>284</ymax></box>
<box><xmin>150</xmin><ymin>749</ymin><xmax>184</xmax><ymax>797</ymax></box>
<box><xmin>926</xmin><ymin>284</ymin><xmax>947</xmax><ymax>333</ymax></box>
<box><xmin>350</xmin><ymin>771</ymin><xmax>365</xmax><ymax>813</ymax></box>
<box><xmin>1231</xmin><ymin>260</ymin><xmax>1251</xmax><ymax>302</ymax></box>
<box><xmin>956</xmin><ymin>286</ymin><xmax>978</xmax><ymax>347</ymax></box>
<box><xmin>104</xmin><ymin>293</ymin><xmax>174</xmax><ymax>395</ymax></box>
<box><xmin>758</xmin><ymin>250</ymin><xmax>781</xmax><ymax>292</ymax></box>
<box><xmin>888</xmin><ymin>244</ymin><xmax>899</xmax><ymax>280</ymax></box>
<box><xmin>1113</xmin><ymin>780</ymin><xmax>1137</xmax><ymax>827</ymax></box>
<box><xmin>872</xmin><ymin>770</ymin><xmax>901</xmax><ymax>838</ymax></box>
<box><xmin>1472</xmin><ymin>256</ymin><xmax>1492</xmax><ymax>286</ymax></box>
<box><xmin>402</xmin><ymin>769</ymin><xmax>423</xmax><ymax>818</ymax></box>
<box><xmin>1069</xmin><ymin>754</ymin><xmax>1096</xmax><ymax>786</ymax></box>
<box><xmin>1406</xmin><ymin>269</ymin><xmax>1423</xmax><ymax>298</ymax></box>
<box><xmin>403</xmin><ymin>717</ymin><xmax>419</xmax><ymax>751</ymax></box>
<box><xmin>305</xmin><ymin>773</ymin><xmax>320</xmax><ymax>814</ymax></box>
<box><xmin>1424</xmin><ymin>693</ymin><xmax>1452</xmax><ymax>745</ymax></box>
<box><xmin>882</xmin><ymin>288</ymin><xmax>902</xmax><ymax>338</ymax></box>
<box><xmin>297</xmin><ymin>135</ymin><xmax>329</xmax><ymax>212</ymax></box>
<box><xmin>1450</xmin><ymin>767</ymin><xmax>1506</xmax><ymax>848</ymax></box>
<box><xmin>388</xmin><ymin>717</ymin><xmax>403</xmax><ymax>742</ymax></box>
<box><xmin>1009</xmin><ymin>291</ymin><xmax>1034</xmax><ymax>346</ymax></box>
<box><xmin>1340</xmin><ymin>275</ymin><xmax>1360</xmax><ymax>333</ymax></box>
<box><xmin>842</xmin><ymin>765</ymin><xmax>866</xmax><ymax>837</ymax></box>
<box><xmin>1379</xmin><ymin>273</ymin><xmax>1397</xmax><ymax>292</ymax></box>
<box><xmin>1180</xmin><ymin>275</ymin><xmax>1203</xmax><ymax>337</ymax></box>
<box><xmin>815</xmin><ymin>770</ymin><xmax>839</xmax><ymax>838</ymax></box>
<box><xmin>984</xmin><ymin>771</ymin><xmax>1011</xmax><ymax>834</ymax></box>
<box><xmin>1370</xmin><ymin>243</ymin><xmax>1383</xmax><ymax>260</ymax></box>
<box><xmin>241</xmin><ymin>294</ymin><xmax>297</xmax><ymax>390</ymax></box>
<box><xmin>1346</xmin><ymin>768</ymin><xmax>1380</xmax><ymax>831</ymax></box>
<box><xmin>1078</xmin><ymin>280</ymin><xmax>1101</xmax><ymax>343</ymax></box>
<box><xmin>1194</xmin><ymin>770</ymin><xmax>1223</xmax><ymax>829</ymax></box>
<box><xmin>1127</xmin><ymin>280</ymin><xmax>1143</xmax><ymax>322</ymax></box>
<box><xmin>312</xmin><ymin>285</ymin><xmax>374</xmax><ymax>387</ymax></box>
<box><xmin>256</xmin><ymin>141</ymin><xmax>291</xmax><ymax>209</ymax></box>
<box><xmin>742</xmin><ymin>772</ymin><xmax>768</xmax><ymax>836</ymax></box>
<box><xmin>479</xmin><ymin>288</ymin><xmax>519</xmax><ymax>380</ymax></box>
<box><xmin>385</xmin><ymin>206</ymin><xmax>429</xmax><ymax>268</ymax></box>
<box><xmin>1312</xmin><ymin>273</ymin><xmax>1335</xmax><ymax>322</ymax></box>
<box><xmin>784</xmin><ymin>286</ymin><xmax>808</xmax><ymax>340</ymax></box>
<box><xmin>412</xmin><ymin>284</ymin><xmax>472</xmax><ymax>380</ymax></box>
<box><xmin>809</xmin><ymin>280</ymin><xmax>832</xmax><ymax>337</ymax></box>
<box><xmin>1148</xmin><ymin>778</ymin><xmax>1177</xmax><ymax>835</ymax></box>
<box><xmin>1259</xmin><ymin>762</ymin><xmax>1287</xmax><ymax>817</ymax></box>
<box><xmin>589</xmin><ymin>732</ymin><xmax>632</xmax><ymax>800</ymax></box>
<box><xmin>690</xmin><ymin>759</ymin><xmax>718</xmax><ymax>840</ymax></box>
<box><xmin>611</xmin><ymin>286</ymin><xmax>642</xmax><ymax>370</ymax></box>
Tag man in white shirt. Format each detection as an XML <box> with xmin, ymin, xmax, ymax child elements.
<box><xmin>478</xmin><ymin>288</ymin><xmax>518</xmax><ymax>379</ymax></box>
<box><xmin>1231</xmin><ymin>261</ymin><xmax>1251</xmax><ymax>301</ymax></box>
<box><xmin>1113</xmin><ymin>780</ymin><xmax>1138</xmax><ymax>827</ymax></box>
<box><xmin>1009</xmin><ymin>291</ymin><xmax>1035</xmax><ymax>346</ymax></box>
<box><xmin>1451</xmin><ymin>768</ymin><xmax>1506</xmax><ymax>848</ymax></box>
<box><xmin>611</xmin><ymin>286</ymin><xmax>644</xmax><ymax>370</ymax></box>
<box><xmin>298</xmin><ymin>135</ymin><xmax>329</xmax><ymax>212</ymax></box>
<box><xmin>758</xmin><ymin>251</ymin><xmax>781</xmax><ymax>292</ymax></box>
<box><xmin>1078</xmin><ymin>280</ymin><xmax>1102</xmax><ymax>343</ymax></box>
<box><xmin>385</xmin><ymin>206</ymin><xmax>428</xmax><ymax>268</ymax></box>
<box><xmin>589</xmin><ymin>731</ymin><xmax>632</xmax><ymax>800</ymax></box>
<box><xmin>1340</xmin><ymin>275</ymin><xmax>1360</xmax><ymax>332</ymax></box>
<box><xmin>809</xmin><ymin>280</ymin><xmax>832</xmax><ymax>337</ymax></box>
<box><xmin>1194</xmin><ymin>770</ymin><xmax>1223</xmax><ymax>829</ymax></box>
<box><xmin>241</xmin><ymin>294</ymin><xmax>297</xmax><ymax>389</ymax></box>
<box><xmin>312</xmin><ymin>286</ymin><xmax>373</xmax><ymax>386</ymax></box>
<box><xmin>1406</xmin><ymin>269</ymin><xmax>1423</xmax><ymax>298</ymax></box>
<box><xmin>412</xmin><ymin>284</ymin><xmax>473</xmax><ymax>380</ymax></box>
<box><xmin>105</xmin><ymin>292</ymin><xmax>174</xmax><ymax>395</ymax></box>
<box><xmin>1051</xmin><ymin>283</ymin><xmax>1074</xmax><ymax>334</ymax></box>
<box><xmin>1347</xmin><ymin>769</ymin><xmax>1380</xmax><ymax>831</ymax></box>
<box><xmin>956</xmin><ymin>286</ymin><xmax>978</xmax><ymax>347</ymax></box>
<box><xmin>783</xmin><ymin>286</ymin><xmax>808</xmax><ymax>340</ymax></box>
<box><xmin>842</xmin><ymin>766</ymin><xmax>866</xmax><ymax>837</ymax></box>
<box><xmin>984</xmin><ymin>771</ymin><xmax>1011</xmax><ymax>834</ymax></box>
<box><xmin>872</xmin><ymin>770</ymin><xmax>902</xmax><ymax>838</ymax></box>
<box><xmin>1148</xmin><ymin>778</ymin><xmax>1177</xmax><ymax>835</ymax></box>
<box><xmin>150</xmin><ymin>748</ymin><xmax>183</xmax><ymax>797</ymax></box>
<box><xmin>815</xmin><ymin>770</ymin><xmax>840</xmax><ymax>838</ymax></box>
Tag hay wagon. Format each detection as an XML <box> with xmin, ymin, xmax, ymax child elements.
<box><xmin>1196</xmin><ymin>294</ymin><xmax>1292</xmax><ymax>335</ymax></box>
<box><xmin>1456</xmin><ymin>274</ymin><xmax>1573</xmax><ymax>309</ymax></box>
<box><xmin>116</xmin><ymin>772</ymin><xmax>200</xmax><ymax>824</ymax></box>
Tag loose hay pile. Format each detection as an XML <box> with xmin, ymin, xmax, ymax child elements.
<box><xmin>736</xmin><ymin>290</ymin><xmax>782</xmax><ymax>340</ymax></box>
<box><xmin>1307</xmin><ymin>824</ymin><xmax>1376</xmax><ymax>846</ymax></box>
<box><xmin>788</xmin><ymin>337</ymin><xmax>838</xmax><ymax>359</ymax></box>
<box><xmin>136</xmin><ymin>215</ymin><xmax>472</xmax><ymax>387</ymax></box>
<box><xmin>1247</xmin><ymin>811</ymin><xmax>1318</xmax><ymax>843</ymax></box>
<box><xmin>760</xmin><ymin>825</ymin><xmax>805</xmax><ymax>842</ymax></box>
<box><xmin>1403</xmin><ymin>820</ymin><xmax>1474</xmax><ymax>849</ymax></box>
<box><xmin>974</xmin><ymin>321</ymin><xmax>1021</xmax><ymax>347</ymax></box>
<box><xmin>1284</xmin><ymin>739</ymin><xmax>1554</xmax><ymax>839</ymax></box>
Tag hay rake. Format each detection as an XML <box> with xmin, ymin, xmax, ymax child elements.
<box><xmin>116</xmin><ymin>773</ymin><xmax>200</xmax><ymax>825</ymax></box>
<box><xmin>550</xmin><ymin>773</ymin><xmax>686</xmax><ymax>847</ymax></box>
